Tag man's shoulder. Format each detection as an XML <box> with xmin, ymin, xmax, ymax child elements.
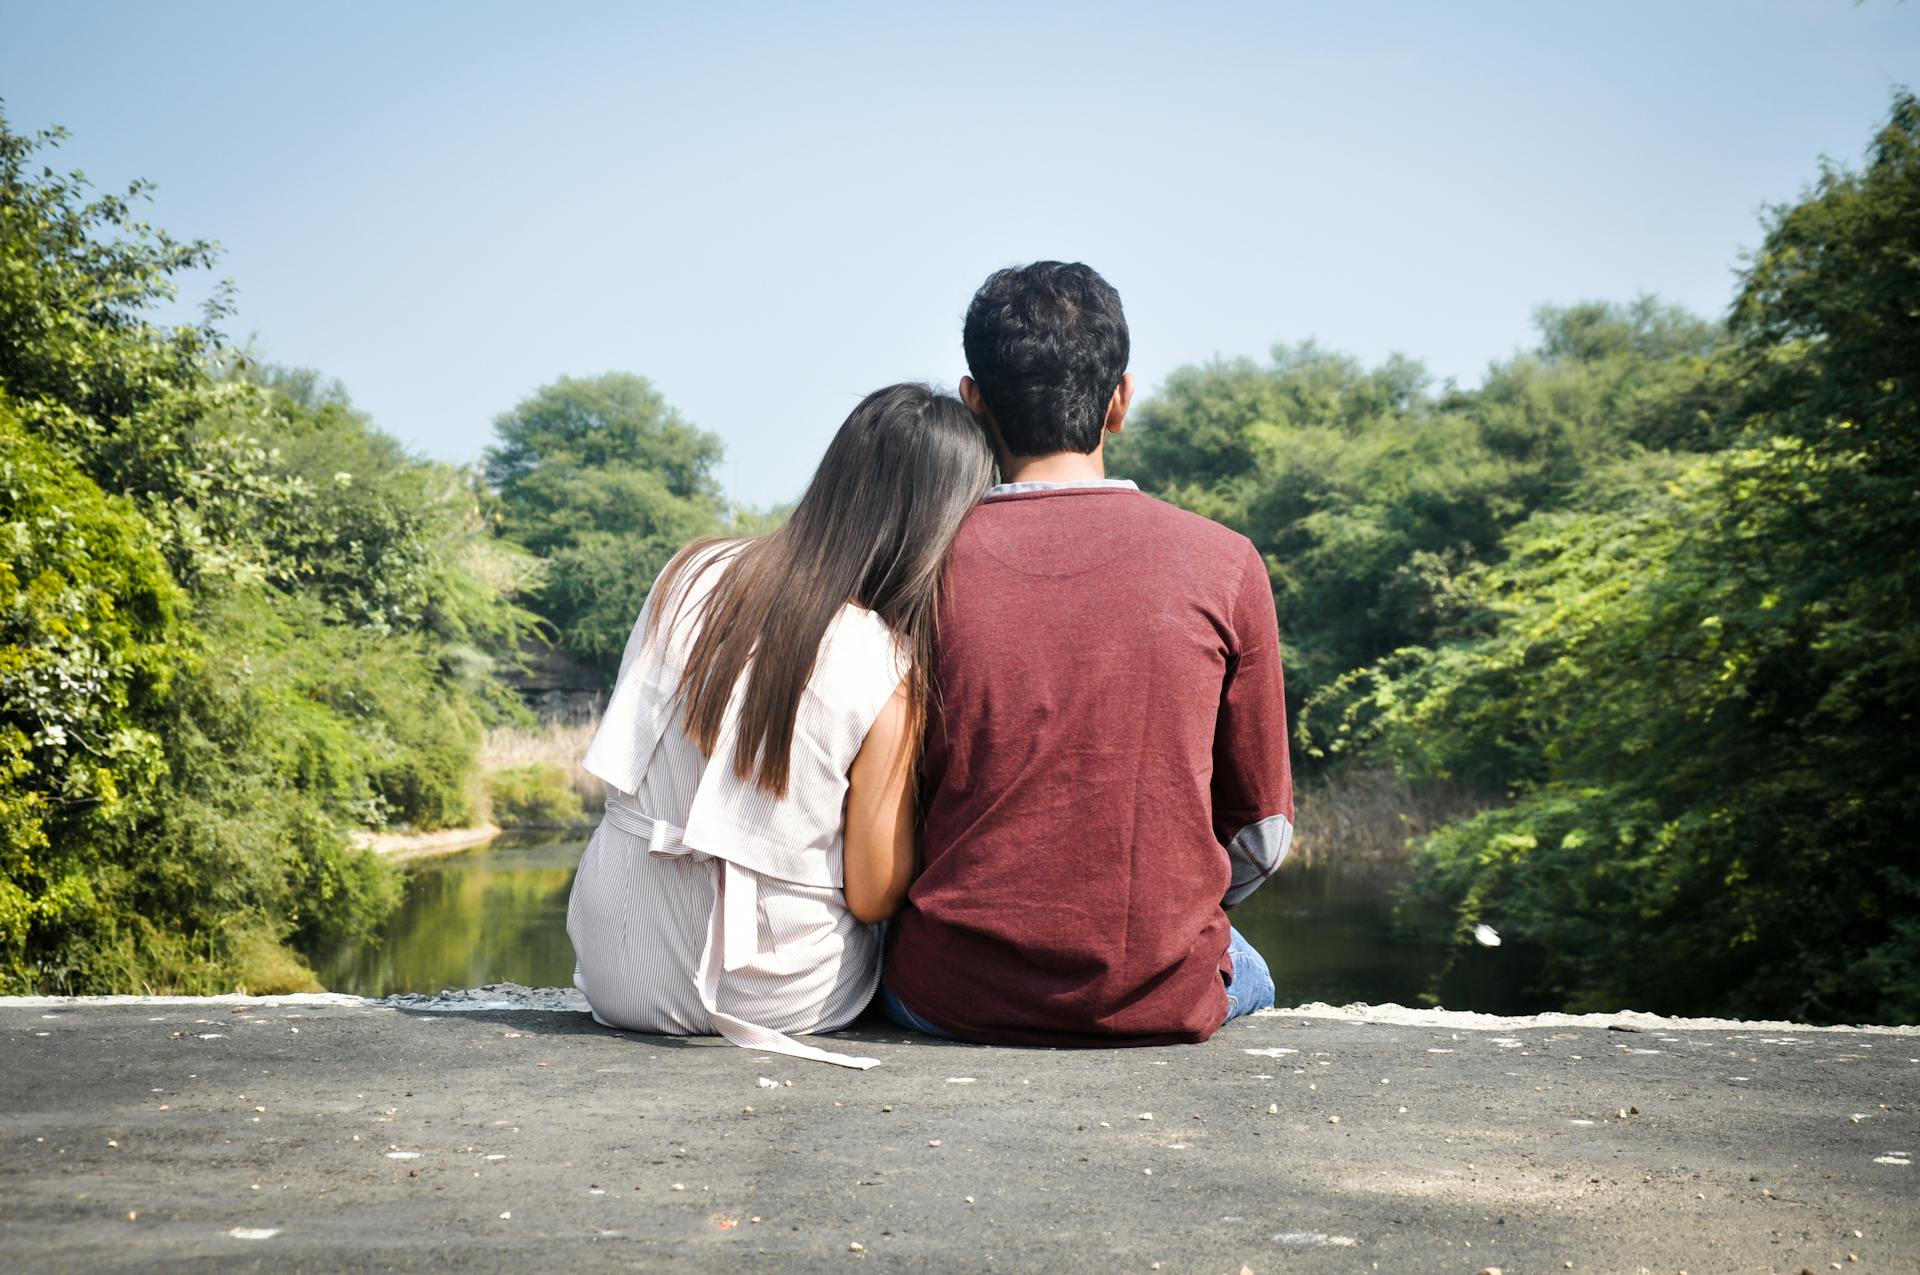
<box><xmin>1127</xmin><ymin>490</ymin><xmax>1256</xmax><ymax>553</ymax></box>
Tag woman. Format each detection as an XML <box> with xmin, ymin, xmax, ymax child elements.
<box><xmin>568</xmin><ymin>384</ymin><xmax>993</xmax><ymax>1068</ymax></box>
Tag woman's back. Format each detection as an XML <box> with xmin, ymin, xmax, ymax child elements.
<box><xmin>568</xmin><ymin>543</ymin><xmax>906</xmax><ymax>1064</ymax></box>
<box><xmin>564</xmin><ymin>383</ymin><xmax>994</xmax><ymax>1068</ymax></box>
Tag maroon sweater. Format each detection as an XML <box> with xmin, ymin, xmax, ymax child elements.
<box><xmin>885</xmin><ymin>485</ymin><xmax>1293</xmax><ymax>1046</ymax></box>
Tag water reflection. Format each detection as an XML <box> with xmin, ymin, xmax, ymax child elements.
<box><xmin>317</xmin><ymin>833</ymin><xmax>585</xmax><ymax>996</ymax></box>
<box><xmin>320</xmin><ymin>836</ymin><xmax>1545</xmax><ymax>1012</ymax></box>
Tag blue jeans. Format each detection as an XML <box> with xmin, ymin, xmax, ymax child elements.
<box><xmin>1222</xmin><ymin>924</ymin><xmax>1276</xmax><ymax>1022</ymax></box>
<box><xmin>879</xmin><ymin>925</ymin><xmax>1275</xmax><ymax>1038</ymax></box>
<box><xmin>876</xmin><ymin>980</ymin><xmax>957</xmax><ymax>1039</ymax></box>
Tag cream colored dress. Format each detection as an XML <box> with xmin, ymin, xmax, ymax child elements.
<box><xmin>568</xmin><ymin>546</ymin><xmax>906</xmax><ymax>1068</ymax></box>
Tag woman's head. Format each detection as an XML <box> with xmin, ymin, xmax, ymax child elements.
<box><xmin>657</xmin><ymin>384</ymin><xmax>994</xmax><ymax>796</ymax></box>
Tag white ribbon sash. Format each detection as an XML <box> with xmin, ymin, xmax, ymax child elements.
<box><xmin>600</xmin><ymin>802</ymin><xmax>879</xmax><ymax>1070</ymax></box>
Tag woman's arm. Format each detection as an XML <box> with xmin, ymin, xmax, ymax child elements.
<box><xmin>842</xmin><ymin>681</ymin><xmax>917</xmax><ymax>924</ymax></box>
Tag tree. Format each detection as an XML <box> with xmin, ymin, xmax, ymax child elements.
<box><xmin>485</xmin><ymin>374</ymin><xmax>726</xmax><ymax>673</ymax></box>
<box><xmin>1110</xmin><ymin>314</ymin><xmax>1717</xmax><ymax>744</ymax></box>
<box><xmin>0</xmin><ymin>107</ymin><xmax>525</xmax><ymax>992</ymax></box>
<box><xmin>1312</xmin><ymin>94</ymin><xmax>1920</xmax><ymax>1023</ymax></box>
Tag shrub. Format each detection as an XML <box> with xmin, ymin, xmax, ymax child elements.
<box><xmin>486</xmin><ymin>763</ymin><xmax>587</xmax><ymax>829</ymax></box>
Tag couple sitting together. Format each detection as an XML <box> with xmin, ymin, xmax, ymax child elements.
<box><xmin>566</xmin><ymin>262</ymin><xmax>1294</xmax><ymax>1068</ymax></box>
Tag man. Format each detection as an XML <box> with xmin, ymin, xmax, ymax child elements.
<box><xmin>881</xmin><ymin>261</ymin><xmax>1294</xmax><ymax>1046</ymax></box>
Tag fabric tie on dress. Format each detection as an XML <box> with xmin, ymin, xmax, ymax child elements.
<box><xmin>600</xmin><ymin>801</ymin><xmax>880</xmax><ymax>1070</ymax></box>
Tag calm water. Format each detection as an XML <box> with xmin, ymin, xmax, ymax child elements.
<box><xmin>318</xmin><ymin>835</ymin><xmax>1544</xmax><ymax>1012</ymax></box>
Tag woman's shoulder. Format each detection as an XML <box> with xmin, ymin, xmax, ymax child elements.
<box><xmin>665</xmin><ymin>537</ymin><xmax>750</xmax><ymax>594</ymax></box>
<box><xmin>816</xmin><ymin>604</ymin><xmax>909</xmax><ymax>695</ymax></box>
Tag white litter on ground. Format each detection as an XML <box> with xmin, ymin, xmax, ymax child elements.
<box><xmin>1272</xmin><ymin>1232</ymin><xmax>1359</xmax><ymax>1247</ymax></box>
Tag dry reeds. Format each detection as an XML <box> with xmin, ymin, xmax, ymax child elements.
<box><xmin>479</xmin><ymin>719</ymin><xmax>606</xmax><ymax>814</ymax></box>
<box><xmin>1290</xmin><ymin>768</ymin><xmax>1488</xmax><ymax>866</ymax></box>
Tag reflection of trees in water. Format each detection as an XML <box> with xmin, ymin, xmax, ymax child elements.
<box><xmin>1216</xmin><ymin>856</ymin><xmax>1547</xmax><ymax>1014</ymax></box>
<box><xmin>325</xmin><ymin>833</ymin><xmax>1547</xmax><ymax>1014</ymax></box>
<box><xmin>319</xmin><ymin>839</ymin><xmax>581</xmax><ymax>996</ymax></box>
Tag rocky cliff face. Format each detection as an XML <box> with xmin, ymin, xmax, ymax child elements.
<box><xmin>499</xmin><ymin>642</ymin><xmax>608</xmax><ymax>725</ymax></box>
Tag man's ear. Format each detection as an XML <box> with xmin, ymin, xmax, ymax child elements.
<box><xmin>1105</xmin><ymin>372</ymin><xmax>1137</xmax><ymax>434</ymax></box>
<box><xmin>959</xmin><ymin>375</ymin><xmax>989</xmax><ymax>420</ymax></box>
<box><xmin>960</xmin><ymin>376</ymin><xmax>1012</xmax><ymax>466</ymax></box>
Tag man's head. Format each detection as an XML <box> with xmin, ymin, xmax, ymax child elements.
<box><xmin>960</xmin><ymin>261</ymin><xmax>1134</xmax><ymax>461</ymax></box>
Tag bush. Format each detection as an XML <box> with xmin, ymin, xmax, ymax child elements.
<box><xmin>485</xmin><ymin>763</ymin><xmax>588</xmax><ymax>829</ymax></box>
<box><xmin>0</xmin><ymin>109</ymin><xmax>530</xmax><ymax>992</ymax></box>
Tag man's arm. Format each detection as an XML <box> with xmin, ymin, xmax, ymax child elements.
<box><xmin>1213</xmin><ymin>540</ymin><xmax>1294</xmax><ymax>908</ymax></box>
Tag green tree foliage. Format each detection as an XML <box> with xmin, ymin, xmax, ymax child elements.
<box><xmin>1112</xmin><ymin>303</ymin><xmax>1717</xmax><ymax>728</ymax></box>
<box><xmin>1308</xmin><ymin>95</ymin><xmax>1920</xmax><ymax>1023</ymax></box>
<box><xmin>0</xmin><ymin>108</ymin><xmax>525</xmax><ymax>992</ymax></box>
<box><xmin>485</xmin><ymin>374</ymin><xmax>726</xmax><ymax>673</ymax></box>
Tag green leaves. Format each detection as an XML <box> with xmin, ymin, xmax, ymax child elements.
<box><xmin>485</xmin><ymin>373</ymin><xmax>727</xmax><ymax>675</ymax></box>
<box><xmin>1314</xmin><ymin>93</ymin><xmax>1920</xmax><ymax>1024</ymax></box>
<box><xmin>0</xmin><ymin>108</ymin><xmax>532</xmax><ymax>993</ymax></box>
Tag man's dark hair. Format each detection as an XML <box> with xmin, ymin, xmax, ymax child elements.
<box><xmin>962</xmin><ymin>261</ymin><xmax>1129</xmax><ymax>457</ymax></box>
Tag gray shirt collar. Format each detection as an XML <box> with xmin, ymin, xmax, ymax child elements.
<box><xmin>983</xmin><ymin>478</ymin><xmax>1140</xmax><ymax>500</ymax></box>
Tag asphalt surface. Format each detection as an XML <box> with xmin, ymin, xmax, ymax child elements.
<box><xmin>2</xmin><ymin>992</ymin><xmax>1915</xmax><ymax>1273</ymax></box>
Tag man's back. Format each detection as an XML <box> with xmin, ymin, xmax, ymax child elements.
<box><xmin>886</xmin><ymin>483</ymin><xmax>1293</xmax><ymax>1045</ymax></box>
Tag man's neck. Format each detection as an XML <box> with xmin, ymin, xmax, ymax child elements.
<box><xmin>999</xmin><ymin>450</ymin><xmax>1106</xmax><ymax>485</ymax></box>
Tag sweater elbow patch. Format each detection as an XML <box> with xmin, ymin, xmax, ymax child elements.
<box><xmin>1222</xmin><ymin>813</ymin><xmax>1294</xmax><ymax>906</ymax></box>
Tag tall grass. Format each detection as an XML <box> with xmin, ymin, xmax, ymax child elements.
<box><xmin>479</xmin><ymin>719</ymin><xmax>606</xmax><ymax>816</ymax></box>
<box><xmin>1290</xmin><ymin>768</ymin><xmax>1487</xmax><ymax>866</ymax></box>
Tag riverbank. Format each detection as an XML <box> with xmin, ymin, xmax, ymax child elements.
<box><xmin>4</xmin><ymin>992</ymin><xmax>1915</xmax><ymax>1272</ymax></box>
<box><xmin>350</xmin><ymin>823</ymin><xmax>504</xmax><ymax>862</ymax></box>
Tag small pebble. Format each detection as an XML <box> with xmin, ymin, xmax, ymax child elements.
<box><xmin>1137</xmin><ymin>1113</ymin><xmax>1153</xmax><ymax>1121</ymax></box>
<box><xmin>1327</xmin><ymin>1115</ymin><xmax>1340</xmax><ymax>1125</ymax></box>
<box><xmin>1266</xmin><ymin>1104</ymin><xmax>1279</xmax><ymax>1115</ymax></box>
<box><xmin>849</xmin><ymin>1241</ymin><xmax>865</xmax><ymax>1252</ymax></box>
<box><xmin>671</xmin><ymin>1183</ymin><xmax>685</xmax><ymax>1191</ymax></box>
<box><xmin>498</xmin><ymin>1212</ymin><xmax>511</xmax><ymax>1220</ymax></box>
<box><xmin>928</xmin><ymin>1140</ymin><xmax>942</xmax><ymax>1148</ymax></box>
<box><xmin>964</xmin><ymin>1196</ymin><xmax>974</xmax><ymax>1204</ymax></box>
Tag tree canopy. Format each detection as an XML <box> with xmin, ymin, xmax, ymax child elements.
<box><xmin>1288</xmin><ymin>93</ymin><xmax>1920</xmax><ymax>1023</ymax></box>
<box><xmin>485</xmin><ymin>373</ymin><xmax>726</xmax><ymax>672</ymax></box>
<box><xmin>0</xmin><ymin>109</ymin><xmax>529</xmax><ymax>993</ymax></box>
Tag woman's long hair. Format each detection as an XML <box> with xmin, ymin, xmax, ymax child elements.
<box><xmin>648</xmin><ymin>383</ymin><xmax>994</xmax><ymax>797</ymax></box>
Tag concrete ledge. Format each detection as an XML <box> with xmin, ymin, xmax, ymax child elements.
<box><xmin>4</xmin><ymin>990</ymin><xmax>1915</xmax><ymax>1271</ymax></box>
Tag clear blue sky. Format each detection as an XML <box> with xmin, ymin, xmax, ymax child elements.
<box><xmin>5</xmin><ymin>2</ymin><xmax>1915</xmax><ymax>506</ymax></box>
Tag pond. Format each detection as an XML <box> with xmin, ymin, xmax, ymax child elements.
<box><xmin>317</xmin><ymin>834</ymin><xmax>1548</xmax><ymax>1013</ymax></box>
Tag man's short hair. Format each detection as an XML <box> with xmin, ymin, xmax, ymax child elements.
<box><xmin>962</xmin><ymin>261</ymin><xmax>1130</xmax><ymax>457</ymax></box>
